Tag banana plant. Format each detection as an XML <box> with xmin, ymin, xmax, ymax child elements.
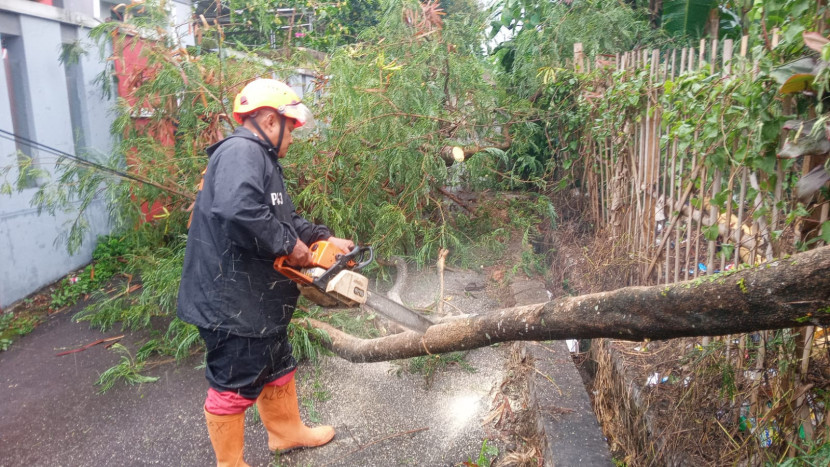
<box><xmin>661</xmin><ymin>0</ymin><xmax>718</xmax><ymax>38</ymax></box>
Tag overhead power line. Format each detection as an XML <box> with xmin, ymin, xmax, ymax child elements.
<box><xmin>0</xmin><ymin>128</ymin><xmax>195</xmax><ymax>200</ymax></box>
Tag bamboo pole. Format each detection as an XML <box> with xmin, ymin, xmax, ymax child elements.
<box><xmin>574</xmin><ymin>43</ymin><xmax>584</xmax><ymax>72</ymax></box>
<box><xmin>667</xmin><ymin>47</ymin><xmax>679</xmax><ymax>282</ymax></box>
<box><xmin>591</xmin><ymin>139</ymin><xmax>600</xmax><ymax>224</ymax></box>
<box><xmin>628</xmin><ymin>149</ymin><xmax>636</xmax><ymax>283</ymax></box>
<box><xmin>662</xmin><ymin>125</ymin><xmax>671</xmax><ymax>284</ymax></box>
<box><xmin>716</xmin><ymin>38</ymin><xmax>737</xmax><ymax>350</ymax></box>
<box><xmin>699</xmin><ymin>165</ymin><xmax>710</xmax><ymax>346</ymax></box>
<box><xmin>717</xmin><ymin>41</ymin><xmax>734</xmax><ymax>273</ymax></box>
<box><xmin>722</xmin><ymin>170</ymin><xmax>734</xmax><ymax>273</ymax></box>
<box><xmin>607</xmin><ymin>139</ymin><xmax>614</xmax><ymax>227</ymax></box>
<box><xmin>723</xmin><ymin>38</ymin><xmax>734</xmax><ymax>76</ymax></box>
<box><xmin>634</xmin><ymin>124</ymin><xmax>645</xmax><ymax>280</ymax></box>
<box><xmin>710</xmin><ymin>38</ymin><xmax>718</xmax><ymax>72</ymax></box>
<box><xmin>771</xmin><ymin>30</ymin><xmax>784</xmax><ymax>250</ymax></box>
<box><xmin>707</xmin><ymin>171</ymin><xmax>722</xmax><ymax>275</ymax></box>
<box><xmin>688</xmin><ymin>47</ymin><xmax>695</xmax><ymax>72</ymax></box>
<box><xmin>641</xmin><ymin>51</ymin><xmax>657</xmax><ymax>282</ymax></box>
<box><xmin>694</xmin><ymin>40</ymin><xmax>707</xmax><ymax>282</ymax></box>
<box><xmin>671</xmin><ymin>49</ymin><xmax>677</xmax><ymax>80</ymax></box>
<box><xmin>693</xmin><ymin>166</ymin><xmax>706</xmax><ymax>278</ymax></box>
<box><xmin>673</xmin><ymin>150</ymin><xmax>683</xmax><ymax>283</ymax></box>
<box><xmin>735</xmin><ymin>168</ymin><xmax>748</xmax><ymax>267</ymax></box>
<box><xmin>684</xmin><ymin>155</ymin><xmax>697</xmax><ymax>281</ymax></box>
<box><xmin>598</xmin><ymin>140</ymin><xmax>605</xmax><ymax>227</ymax></box>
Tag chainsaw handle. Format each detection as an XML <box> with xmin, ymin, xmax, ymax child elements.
<box><xmin>342</xmin><ymin>245</ymin><xmax>373</xmax><ymax>270</ymax></box>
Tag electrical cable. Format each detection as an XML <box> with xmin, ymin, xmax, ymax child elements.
<box><xmin>0</xmin><ymin>128</ymin><xmax>195</xmax><ymax>200</ymax></box>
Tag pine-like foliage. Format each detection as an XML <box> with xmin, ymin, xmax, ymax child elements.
<box><xmin>288</xmin><ymin>0</ymin><xmax>538</xmax><ymax>260</ymax></box>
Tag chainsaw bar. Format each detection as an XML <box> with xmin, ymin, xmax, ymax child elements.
<box><xmin>364</xmin><ymin>292</ymin><xmax>434</xmax><ymax>334</ymax></box>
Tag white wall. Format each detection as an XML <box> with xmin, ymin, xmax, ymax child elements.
<box><xmin>0</xmin><ymin>4</ymin><xmax>115</xmax><ymax>309</ymax></box>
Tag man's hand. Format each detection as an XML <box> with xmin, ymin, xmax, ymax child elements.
<box><xmin>328</xmin><ymin>236</ymin><xmax>356</xmax><ymax>253</ymax></box>
<box><xmin>287</xmin><ymin>239</ymin><xmax>312</xmax><ymax>267</ymax></box>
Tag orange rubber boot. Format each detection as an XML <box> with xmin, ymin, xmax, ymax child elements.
<box><xmin>204</xmin><ymin>409</ymin><xmax>251</xmax><ymax>467</ymax></box>
<box><xmin>256</xmin><ymin>377</ymin><xmax>335</xmax><ymax>452</ymax></box>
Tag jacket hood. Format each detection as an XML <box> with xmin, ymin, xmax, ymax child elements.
<box><xmin>205</xmin><ymin>127</ymin><xmax>269</xmax><ymax>158</ymax></box>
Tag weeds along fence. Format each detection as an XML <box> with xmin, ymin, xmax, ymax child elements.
<box><xmin>569</xmin><ymin>34</ymin><xmax>830</xmax><ymax>460</ymax></box>
<box><xmin>575</xmin><ymin>36</ymin><xmax>826</xmax><ymax>285</ymax></box>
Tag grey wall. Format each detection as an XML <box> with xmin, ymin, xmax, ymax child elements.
<box><xmin>0</xmin><ymin>5</ymin><xmax>115</xmax><ymax>309</ymax></box>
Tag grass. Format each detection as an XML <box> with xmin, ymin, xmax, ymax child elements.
<box><xmin>0</xmin><ymin>296</ymin><xmax>50</xmax><ymax>351</ymax></box>
<box><xmin>299</xmin><ymin>368</ymin><xmax>332</xmax><ymax>424</ymax></box>
<box><xmin>50</xmin><ymin>234</ymin><xmax>131</xmax><ymax>311</ymax></box>
<box><xmin>394</xmin><ymin>351</ymin><xmax>477</xmax><ymax>389</ymax></box>
<box><xmin>462</xmin><ymin>439</ymin><xmax>499</xmax><ymax>467</ymax></box>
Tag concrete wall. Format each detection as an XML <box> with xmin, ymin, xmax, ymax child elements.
<box><xmin>0</xmin><ymin>0</ymin><xmax>196</xmax><ymax>310</ymax></box>
<box><xmin>0</xmin><ymin>4</ymin><xmax>118</xmax><ymax>309</ymax></box>
<box><xmin>0</xmin><ymin>0</ymin><xmax>198</xmax><ymax>309</ymax></box>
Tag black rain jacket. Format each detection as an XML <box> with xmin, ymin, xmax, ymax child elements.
<box><xmin>177</xmin><ymin>127</ymin><xmax>331</xmax><ymax>337</ymax></box>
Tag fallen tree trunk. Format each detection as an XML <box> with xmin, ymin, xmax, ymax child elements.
<box><xmin>304</xmin><ymin>245</ymin><xmax>830</xmax><ymax>363</ymax></box>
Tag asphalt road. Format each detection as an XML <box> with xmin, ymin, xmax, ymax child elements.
<box><xmin>0</xmin><ymin>268</ymin><xmax>612</xmax><ymax>466</ymax></box>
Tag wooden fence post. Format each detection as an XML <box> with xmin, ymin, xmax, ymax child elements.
<box><xmin>574</xmin><ymin>43</ymin><xmax>584</xmax><ymax>72</ymax></box>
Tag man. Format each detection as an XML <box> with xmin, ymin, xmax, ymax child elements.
<box><xmin>178</xmin><ymin>78</ymin><xmax>353</xmax><ymax>466</ymax></box>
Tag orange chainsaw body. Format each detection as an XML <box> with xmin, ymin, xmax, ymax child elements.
<box><xmin>274</xmin><ymin>241</ymin><xmax>434</xmax><ymax>332</ymax></box>
<box><xmin>274</xmin><ymin>240</ymin><xmax>370</xmax><ymax>308</ymax></box>
<box><xmin>274</xmin><ymin>240</ymin><xmax>354</xmax><ymax>285</ymax></box>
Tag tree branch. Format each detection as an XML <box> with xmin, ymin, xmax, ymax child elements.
<box><xmin>304</xmin><ymin>245</ymin><xmax>830</xmax><ymax>363</ymax></box>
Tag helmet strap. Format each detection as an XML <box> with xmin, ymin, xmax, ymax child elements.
<box><xmin>249</xmin><ymin>114</ymin><xmax>278</xmax><ymax>156</ymax></box>
<box><xmin>273</xmin><ymin>114</ymin><xmax>286</xmax><ymax>156</ymax></box>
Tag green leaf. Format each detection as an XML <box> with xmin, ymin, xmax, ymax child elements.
<box><xmin>502</xmin><ymin>9</ymin><xmax>513</xmax><ymax>26</ymax></box>
<box><xmin>781</xmin><ymin>23</ymin><xmax>806</xmax><ymax>47</ymax></box>
<box><xmin>754</xmin><ymin>154</ymin><xmax>777</xmax><ymax>174</ymax></box>
<box><xmin>703</xmin><ymin>223</ymin><xmax>720</xmax><ymax>241</ymax></box>
<box><xmin>719</xmin><ymin>243</ymin><xmax>735</xmax><ymax>260</ymax></box>
<box><xmin>662</xmin><ymin>0</ymin><xmax>718</xmax><ymax>39</ymax></box>
<box><xmin>712</xmin><ymin>189</ymin><xmax>729</xmax><ymax>209</ymax></box>
<box><xmin>789</xmin><ymin>0</ymin><xmax>810</xmax><ymax>18</ymax></box>
<box><xmin>820</xmin><ymin>221</ymin><xmax>830</xmax><ymax>244</ymax></box>
<box><xmin>530</xmin><ymin>13</ymin><xmax>541</xmax><ymax>26</ymax></box>
<box><xmin>770</xmin><ymin>58</ymin><xmax>818</xmax><ymax>87</ymax></box>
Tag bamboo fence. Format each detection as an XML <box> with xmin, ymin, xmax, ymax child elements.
<box><xmin>572</xmin><ymin>35</ymin><xmax>830</xmax><ymax>449</ymax></box>
<box><xmin>573</xmin><ymin>36</ymin><xmax>827</xmax><ymax>288</ymax></box>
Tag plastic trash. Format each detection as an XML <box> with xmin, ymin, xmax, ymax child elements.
<box><xmin>566</xmin><ymin>339</ymin><xmax>579</xmax><ymax>353</ymax></box>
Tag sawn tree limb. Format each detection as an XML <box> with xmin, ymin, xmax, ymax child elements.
<box><xmin>303</xmin><ymin>245</ymin><xmax>830</xmax><ymax>363</ymax></box>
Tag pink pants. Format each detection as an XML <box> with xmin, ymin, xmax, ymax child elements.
<box><xmin>204</xmin><ymin>369</ymin><xmax>296</xmax><ymax>415</ymax></box>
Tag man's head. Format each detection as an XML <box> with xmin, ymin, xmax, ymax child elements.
<box><xmin>232</xmin><ymin>79</ymin><xmax>314</xmax><ymax>158</ymax></box>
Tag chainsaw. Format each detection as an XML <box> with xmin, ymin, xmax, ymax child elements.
<box><xmin>274</xmin><ymin>240</ymin><xmax>434</xmax><ymax>333</ymax></box>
